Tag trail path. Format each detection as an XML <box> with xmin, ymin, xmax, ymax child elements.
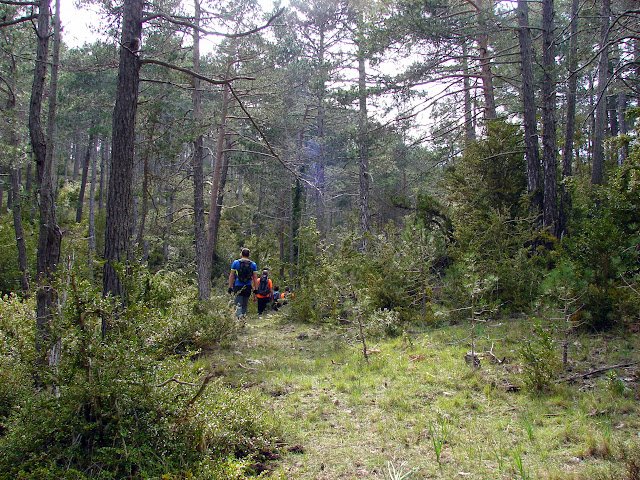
<box><xmin>211</xmin><ymin>312</ymin><xmax>436</xmax><ymax>479</ymax></box>
<box><xmin>208</xmin><ymin>312</ymin><xmax>640</xmax><ymax>479</ymax></box>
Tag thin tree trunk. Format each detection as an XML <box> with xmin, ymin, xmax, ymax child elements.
<box><xmin>31</xmin><ymin>0</ymin><xmax>62</xmax><ymax>387</ymax></box>
<box><xmin>72</xmin><ymin>136</ymin><xmax>80</xmax><ymax>182</ymax></box>
<box><xmin>617</xmin><ymin>92</ymin><xmax>627</xmax><ymax>164</ymax></box>
<box><xmin>476</xmin><ymin>0</ymin><xmax>497</xmax><ymax>121</ymax></box>
<box><xmin>358</xmin><ymin>51</ymin><xmax>371</xmax><ymax>250</ymax></box>
<box><xmin>192</xmin><ymin>0</ymin><xmax>209</xmax><ymax>300</ymax></box>
<box><xmin>25</xmin><ymin>162</ymin><xmax>32</xmax><ymax>194</ymax></box>
<box><xmin>207</xmin><ymin>79</ymin><xmax>231</xmax><ymax>262</ymax></box>
<box><xmin>163</xmin><ymin>190</ymin><xmax>173</xmax><ymax>266</ymax></box>
<box><xmin>103</xmin><ymin>0</ymin><xmax>143</xmax><ymax>307</ymax></box>
<box><xmin>592</xmin><ymin>0</ymin><xmax>610</xmax><ymax>185</ymax></box>
<box><xmin>99</xmin><ymin>136</ymin><xmax>107</xmax><ymax>210</ymax></box>
<box><xmin>211</xmin><ymin>136</ymin><xmax>231</xmax><ymax>261</ymax></box>
<box><xmin>76</xmin><ymin>130</ymin><xmax>95</xmax><ymax>223</ymax></box>
<box><xmin>462</xmin><ymin>43</ymin><xmax>475</xmax><ymax>144</ymax></box>
<box><xmin>541</xmin><ymin>0</ymin><xmax>558</xmax><ymax>237</ymax></box>
<box><xmin>88</xmin><ymin>136</ymin><xmax>98</xmax><ymax>274</ymax></box>
<box><xmin>135</xmin><ymin>145</ymin><xmax>150</xmax><ymax>249</ymax></box>
<box><xmin>517</xmin><ymin>0</ymin><xmax>542</xmax><ymax>220</ymax></box>
<box><xmin>560</xmin><ymin>0</ymin><xmax>579</xmax><ymax>237</ymax></box>
<box><xmin>11</xmin><ymin>168</ymin><xmax>30</xmax><ymax>292</ymax></box>
<box><xmin>279</xmin><ymin>192</ymin><xmax>285</xmax><ymax>271</ymax></box>
<box><xmin>315</xmin><ymin>25</ymin><xmax>327</xmax><ymax>235</ymax></box>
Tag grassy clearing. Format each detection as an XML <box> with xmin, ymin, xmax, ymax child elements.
<box><xmin>203</xmin><ymin>312</ymin><xmax>640</xmax><ymax>480</ymax></box>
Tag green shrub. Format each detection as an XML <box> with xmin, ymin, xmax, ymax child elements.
<box><xmin>0</xmin><ymin>294</ymin><xmax>35</xmax><ymax>421</ymax></box>
<box><xmin>0</xmin><ymin>279</ymin><xmax>280</xmax><ymax>479</ymax></box>
<box><xmin>519</xmin><ymin>319</ymin><xmax>560</xmax><ymax>392</ymax></box>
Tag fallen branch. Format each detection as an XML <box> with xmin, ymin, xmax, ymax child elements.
<box><xmin>556</xmin><ymin>362</ymin><xmax>638</xmax><ymax>383</ymax></box>
<box><xmin>186</xmin><ymin>373</ymin><xmax>215</xmax><ymax>407</ymax></box>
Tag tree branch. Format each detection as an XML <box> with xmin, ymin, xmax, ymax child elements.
<box><xmin>139</xmin><ymin>58</ymin><xmax>255</xmax><ymax>84</ymax></box>
<box><xmin>557</xmin><ymin>362</ymin><xmax>638</xmax><ymax>383</ymax></box>
<box><xmin>143</xmin><ymin>8</ymin><xmax>284</xmax><ymax>38</ymax></box>
<box><xmin>0</xmin><ymin>0</ymin><xmax>39</xmax><ymax>5</ymax></box>
<box><xmin>0</xmin><ymin>14</ymin><xmax>38</xmax><ymax>27</ymax></box>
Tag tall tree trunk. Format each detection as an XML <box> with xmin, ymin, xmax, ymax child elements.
<box><xmin>4</xmin><ymin>33</ymin><xmax>29</xmax><ymax>291</ymax></box>
<box><xmin>591</xmin><ymin>0</ymin><xmax>610</xmax><ymax>185</ymax></box>
<box><xmin>88</xmin><ymin>136</ymin><xmax>98</xmax><ymax>275</ymax></box>
<box><xmin>560</xmin><ymin>0</ymin><xmax>579</xmax><ymax>236</ymax></box>
<box><xmin>517</xmin><ymin>0</ymin><xmax>542</xmax><ymax>220</ymax></box>
<box><xmin>72</xmin><ymin>136</ymin><xmax>80</xmax><ymax>182</ymax></box>
<box><xmin>25</xmin><ymin>162</ymin><xmax>32</xmax><ymax>194</ymax></box>
<box><xmin>211</xmin><ymin>136</ymin><xmax>231</xmax><ymax>260</ymax></box>
<box><xmin>617</xmin><ymin>92</ymin><xmax>627</xmax><ymax>164</ymax></box>
<box><xmin>542</xmin><ymin>0</ymin><xmax>558</xmax><ymax>236</ymax></box>
<box><xmin>207</xmin><ymin>79</ymin><xmax>231</xmax><ymax>265</ymax></box>
<box><xmin>476</xmin><ymin>0</ymin><xmax>497</xmax><ymax>121</ymax></box>
<box><xmin>99</xmin><ymin>136</ymin><xmax>107</xmax><ymax>210</ymax></box>
<box><xmin>163</xmin><ymin>190</ymin><xmax>173</xmax><ymax>266</ymax></box>
<box><xmin>315</xmin><ymin>25</ymin><xmax>327</xmax><ymax>235</ymax></box>
<box><xmin>11</xmin><ymin>168</ymin><xmax>30</xmax><ymax>292</ymax></box>
<box><xmin>357</xmin><ymin>51</ymin><xmax>371</xmax><ymax>250</ymax></box>
<box><xmin>135</xmin><ymin>144</ymin><xmax>150</xmax><ymax>249</ymax></box>
<box><xmin>462</xmin><ymin>42</ymin><xmax>475</xmax><ymax>144</ymax></box>
<box><xmin>76</xmin><ymin>130</ymin><xmax>95</xmax><ymax>222</ymax></box>
<box><xmin>192</xmin><ymin>0</ymin><xmax>209</xmax><ymax>300</ymax></box>
<box><xmin>32</xmin><ymin>0</ymin><xmax>62</xmax><ymax>386</ymax></box>
<box><xmin>103</xmin><ymin>0</ymin><xmax>143</xmax><ymax>307</ymax></box>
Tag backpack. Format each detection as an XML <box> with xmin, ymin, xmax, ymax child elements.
<box><xmin>236</xmin><ymin>258</ymin><xmax>253</xmax><ymax>283</ymax></box>
<box><xmin>256</xmin><ymin>275</ymin><xmax>270</xmax><ymax>296</ymax></box>
<box><xmin>273</xmin><ymin>291</ymin><xmax>281</xmax><ymax>302</ymax></box>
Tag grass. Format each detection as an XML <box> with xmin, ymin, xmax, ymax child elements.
<box><xmin>204</xmin><ymin>313</ymin><xmax>640</xmax><ymax>479</ymax></box>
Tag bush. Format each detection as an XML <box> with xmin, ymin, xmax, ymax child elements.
<box><xmin>519</xmin><ymin>319</ymin><xmax>560</xmax><ymax>392</ymax></box>
<box><xmin>0</xmin><ymin>271</ymin><xmax>280</xmax><ymax>479</ymax></box>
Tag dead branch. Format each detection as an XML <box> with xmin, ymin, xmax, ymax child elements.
<box><xmin>186</xmin><ymin>373</ymin><xmax>215</xmax><ymax>407</ymax></box>
<box><xmin>556</xmin><ymin>362</ymin><xmax>639</xmax><ymax>383</ymax></box>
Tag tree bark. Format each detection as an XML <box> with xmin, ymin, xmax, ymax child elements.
<box><xmin>76</xmin><ymin>129</ymin><xmax>95</xmax><ymax>223</ymax></box>
<box><xmin>462</xmin><ymin>42</ymin><xmax>475</xmax><ymax>144</ymax></box>
<box><xmin>315</xmin><ymin>23</ymin><xmax>327</xmax><ymax>235</ymax></box>
<box><xmin>210</xmin><ymin>136</ymin><xmax>231</xmax><ymax>261</ymax></box>
<box><xmin>99</xmin><ymin>136</ymin><xmax>107</xmax><ymax>210</ymax></box>
<box><xmin>192</xmin><ymin>0</ymin><xmax>209</xmax><ymax>300</ymax></box>
<box><xmin>11</xmin><ymin>168</ymin><xmax>30</xmax><ymax>292</ymax></box>
<box><xmin>357</xmin><ymin>51</ymin><xmax>371</xmax><ymax>250</ymax></box>
<box><xmin>559</xmin><ymin>0</ymin><xmax>579</xmax><ymax>236</ymax></box>
<box><xmin>541</xmin><ymin>0</ymin><xmax>558</xmax><ymax>237</ymax></box>
<box><xmin>88</xmin><ymin>136</ymin><xmax>98</xmax><ymax>274</ymax></box>
<box><xmin>135</xmin><ymin>139</ymin><xmax>150</xmax><ymax>249</ymax></box>
<box><xmin>206</xmin><ymin>78</ymin><xmax>231</xmax><ymax>265</ymax></box>
<box><xmin>617</xmin><ymin>92</ymin><xmax>627</xmax><ymax>164</ymax></box>
<box><xmin>475</xmin><ymin>0</ymin><xmax>497</xmax><ymax>121</ymax></box>
<box><xmin>31</xmin><ymin>0</ymin><xmax>62</xmax><ymax>387</ymax></box>
<box><xmin>591</xmin><ymin>0</ymin><xmax>610</xmax><ymax>185</ymax></box>
<box><xmin>517</xmin><ymin>0</ymin><xmax>542</xmax><ymax>220</ymax></box>
<box><xmin>103</xmin><ymin>0</ymin><xmax>143</xmax><ymax>306</ymax></box>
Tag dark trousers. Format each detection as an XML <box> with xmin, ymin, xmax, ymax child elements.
<box><xmin>257</xmin><ymin>296</ymin><xmax>271</xmax><ymax>314</ymax></box>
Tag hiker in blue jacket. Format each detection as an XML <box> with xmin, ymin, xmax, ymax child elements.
<box><xmin>228</xmin><ymin>248</ymin><xmax>257</xmax><ymax>320</ymax></box>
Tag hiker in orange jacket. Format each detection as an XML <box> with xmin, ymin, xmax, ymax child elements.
<box><xmin>255</xmin><ymin>269</ymin><xmax>273</xmax><ymax>315</ymax></box>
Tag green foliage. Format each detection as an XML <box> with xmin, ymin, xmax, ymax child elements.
<box><xmin>0</xmin><ymin>270</ymin><xmax>280</xmax><ymax>479</ymax></box>
<box><xmin>519</xmin><ymin>319</ymin><xmax>560</xmax><ymax>392</ymax></box>
<box><xmin>443</xmin><ymin>121</ymin><xmax>543</xmax><ymax>315</ymax></box>
<box><xmin>0</xmin><ymin>294</ymin><xmax>35</xmax><ymax>421</ymax></box>
<box><xmin>558</xmin><ymin>157</ymin><xmax>640</xmax><ymax>329</ymax></box>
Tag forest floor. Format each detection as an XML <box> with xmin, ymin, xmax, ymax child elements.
<box><xmin>204</xmin><ymin>310</ymin><xmax>640</xmax><ymax>480</ymax></box>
